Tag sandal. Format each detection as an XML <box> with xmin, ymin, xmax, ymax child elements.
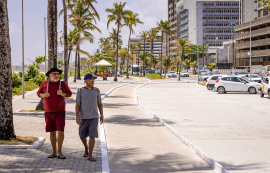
<box><xmin>87</xmin><ymin>157</ymin><xmax>96</xmax><ymax>162</ymax></box>
<box><xmin>57</xmin><ymin>155</ymin><xmax>66</xmax><ymax>159</ymax></box>
<box><xmin>47</xmin><ymin>154</ymin><xmax>57</xmax><ymax>158</ymax></box>
<box><xmin>83</xmin><ymin>152</ymin><xmax>89</xmax><ymax>157</ymax></box>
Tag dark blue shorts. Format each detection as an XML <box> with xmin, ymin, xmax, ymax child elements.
<box><xmin>79</xmin><ymin>118</ymin><xmax>98</xmax><ymax>140</ymax></box>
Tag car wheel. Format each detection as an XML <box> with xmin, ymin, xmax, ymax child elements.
<box><xmin>248</xmin><ymin>87</ymin><xmax>257</xmax><ymax>94</ymax></box>
<box><xmin>260</xmin><ymin>91</ymin><xmax>264</xmax><ymax>98</ymax></box>
<box><xmin>207</xmin><ymin>85</ymin><xmax>213</xmax><ymax>90</ymax></box>
<box><xmin>217</xmin><ymin>86</ymin><xmax>225</xmax><ymax>94</ymax></box>
<box><xmin>268</xmin><ymin>90</ymin><xmax>270</xmax><ymax>99</ymax></box>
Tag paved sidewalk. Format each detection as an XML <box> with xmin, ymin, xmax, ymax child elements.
<box><xmin>102</xmin><ymin>79</ymin><xmax>213</xmax><ymax>173</ymax></box>
<box><xmin>0</xmin><ymin>76</ymin><xmax>134</xmax><ymax>173</ymax></box>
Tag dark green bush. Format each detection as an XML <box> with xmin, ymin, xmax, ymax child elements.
<box><xmin>12</xmin><ymin>72</ymin><xmax>22</xmax><ymax>88</ymax></box>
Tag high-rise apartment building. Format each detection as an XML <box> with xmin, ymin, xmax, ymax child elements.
<box><xmin>168</xmin><ymin>0</ymin><xmax>178</xmax><ymax>57</ymax></box>
<box><xmin>168</xmin><ymin>0</ymin><xmax>257</xmax><ymax>67</ymax></box>
<box><xmin>235</xmin><ymin>1</ymin><xmax>270</xmax><ymax>68</ymax></box>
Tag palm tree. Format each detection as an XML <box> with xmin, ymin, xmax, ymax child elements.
<box><xmin>163</xmin><ymin>56</ymin><xmax>171</xmax><ymax>78</ymax></box>
<box><xmin>156</xmin><ymin>20</ymin><xmax>173</xmax><ymax>76</ymax></box>
<box><xmin>47</xmin><ymin>0</ymin><xmax>58</xmax><ymax>69</ymax></box>
<box><xmin>124</xmin><ymin>12</ymin><xmax>143</xmax><ymax>78</ymax></box>
<box><xmin>190</xmin><ymin>61</ymin><xmax>198</xmax><ymax>74</ymax></box>
<box><xmin>138</xmin><ymin>31</ymin><xmax>148</xmax><ymax>76</ymax></box>
<box><xmin>172</xmin><ymin>37</ymin><xmax>190</xmax><ymax>81</ymax></box>
<box><xmin>106</xmin><ymin>2</ymin><xmax>132</xmax><ymax>81</ymax></box>
<box><xmin>147</xmin><ymin>28</ymin><xmax>158</xmax><ymax>70</ymax></box>
<box><xmin>118</xmin><ymin>48</ymin><xmax>128</xmax><ymax>76</ymax></box>
<box><xmin>62</xmin><ymin>0</ymin><xmax>69</xmax><ymax>83</ymax></box>
<box><xmin>152</xmin><ymin>55</ymin><xmax>158</xmax><ymax>69</ymax></box>
<box><xmin>129</xmin><ymin>42</ymin><xmax>137</xmax><ymax>75</ymax></box>
<box><xmin>182</xmin><ymin>59</ymin><xmax>191</xmax><ymax>71</ymax></box>
<box><xmin>0</xmin><ymin>0</ymin><xmax>16</xmax><ymax>140</ymax></box>
<box><xmin>67</xmin><ymin>0</ymin><xmax>100</xmax><ymax>80</ymax></box>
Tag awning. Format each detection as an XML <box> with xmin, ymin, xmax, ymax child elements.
<box><xmin>93</xmin><ymin>59</ymin><xmax>112</xmax><ymax>66</ymax></box>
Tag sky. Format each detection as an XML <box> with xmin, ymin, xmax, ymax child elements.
<box><xmin>7</xmin><ymin>0</ymin><xmax>168</xmax><ymax>66</ymax></box>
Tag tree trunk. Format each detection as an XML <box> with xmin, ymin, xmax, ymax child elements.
<box><xmin>114</xmin><ymin>22</ymin><xmax>120</xmax><ymax>82</ymax></box>
<box><xmin>47</xmin><ymin>0</ymin><xmax>57</xmax><ymax>69</ymax></box>
<box><xmin>160</xmin><ymin>33</ymin><xmax>163</xmax><ymax>76</ymax></box>
<box><xmin>126</xmin><ymin>29</ymin><xmax>132</xmax><ymax>78</ymax></box>
<box><xmin>74</xmin><ymin>52</ymin><xmax>77</xmax><ymax>82</ymax></box>
<box><xmin>143</xmin><ymin>39</ymin><xmax>145</xmax><ymax>76</ymax></box>
<box><xmin>62</xmin><ymin>0</ymin><xmax>69</xmax><ymax>84</ymax></box>
<box><xmin>178</xmin><ymin>52</ymin><xmax>183</xmax><ymax>81</ymax></box>
<box><xmin>0</xmin><ymin>0</ymin><xmax>16</xmax><ymax>140</ymax></box>
<box><xmin>77</xmin><ymin>46</ymin><xmax>81</xmax><ymax>80</ymax></box>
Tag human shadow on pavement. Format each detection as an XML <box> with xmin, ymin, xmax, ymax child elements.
<box><xmin>104</xmin><ymin>115</ymin><xmax>176</xmax><ymax>127</ymax></box>
<box><xmin>108</xmin><ymin>148</ymin><xmax>212</xmax><ymax>173</ymax></box>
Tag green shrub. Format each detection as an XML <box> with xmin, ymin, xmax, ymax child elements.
<box><xmin>12</xmin><ymin>72</ymin><xmax>22</xmax><ymax>88</ymax></box>
<box><xmin>147</xmin><ymin>74</ymin><xmax>165</xmax><ymax>79</ymax></box>
<box><xmin>12</xmin><ymin>81</ymin><xmax>39</xmax><ymax>96</ymax></box>
<box><xmin>81</xmin><ymin>69</ymin><xmax>93</xmax><ymax>77</ymax></box>
<box><xmin>30</xmin><ymin>73</ymin><xmax>45</xmax><ymax>86</ymax></box>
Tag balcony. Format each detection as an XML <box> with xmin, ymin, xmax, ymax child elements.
<box><xmin>236</xmin><ymin>38</ymin><xmax>270</xmax><ymax>50</ymax></box>
<box><xmin>236</xmin><ymin>49</ymin><xmax>270</xmax><ymax>59</ymax></box>
<box><xmin>235</xmin><ymin>27</ymin><xmax>270</xmax><ymax>40</ymax></box>
<box><xmin>235</xmin><ymin>15</ymin><xmax>270</xmax><ymax>32</ymax></box>
<box><xmin>180</xmin><ymin>18</ymin><xmax>188</xmax><ymax>25</ymax></box>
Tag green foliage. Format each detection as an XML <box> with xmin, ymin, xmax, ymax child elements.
<box><xmin>12</xmin><ymin>72</ymin><xmax>22</xmax><ymax>88</ymax></box>
<box><xmin>30</xmin><ymin>73</ymin><xmax>45</xmax><ymax>86</ymax></box>
<box><xmin>147</xmin><ymin>74</ymin><xmax>165</xmax><ymax>79</ymax></box>
<box><xmin>12</xmin><ymin>81</ymin><xmax>39</xmax><ymax>96</ymax></box>
<box><xmin>208</xmin><ymin>63</ymin><xmax>215</xmax><ymax>71</ymax></box>
<box><xmin>81</xmin><ymin>69</ymin><xmax>94</xmax><ymax>76</ymax></box>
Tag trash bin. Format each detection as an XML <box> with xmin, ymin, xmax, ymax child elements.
<box><xmin>103</xmin><ymin>75</ymin><xmax>107</xmax><ymax>81</ymax></box>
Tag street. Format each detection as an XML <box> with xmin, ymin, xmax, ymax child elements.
<box><xmin>137</xmin><ymin>81</ymin><xmax>270</xmax><ymax>173</ymax></box>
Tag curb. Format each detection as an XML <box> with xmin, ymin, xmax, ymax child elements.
<box><xmin>0</xmin><ymin>137</ymin><xmax>45</xmax><ymax>149</ymax></box>
<box><xmin>99</xmin><ymin>79</ymin><xmax>138</xmax><ymax>173</ymax></box>
<box><xmin>135</xmin><ymin>82</ymin><xmax>229</xmax><ymax>173</ymax></box>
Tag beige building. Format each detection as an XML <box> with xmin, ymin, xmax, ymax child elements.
<box><xmin>235</xmin><ymin>2</ymin><xmax>270</xmax><ymax>68</ymax></box>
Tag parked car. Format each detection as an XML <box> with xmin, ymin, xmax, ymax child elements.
<box><xmin>243</xmin><ymin>74</ymin><xmax>263</xmax><ymax>83</ymax></box>
<box><xmin>214</xmin><ymin>76</ymin><xmax>261</xmax><ymax>94</ymax></box>
<box><xmin>205</xmin><ymin>75</ymin><xmax>226</xmax><ymax>90</ymax></box>
<box><xmin>259</xmin><ymin>77</ymin><xmax>270</xmax><ymax>98</ymax></box>
<box><xmin>168</xmin><ymin>71</ymin><xmax>177</xmax><ymax>78</ymax></box>
<box><xmin>229</xmin><ymin>71</ymin><xmax>247</xmax><ymax>75</ymax></box>
<box><xmin>180</xmin><ymin>71</ymin><xmax>189</xmax><ymax>77</ymax></box>
<box><xmin>199</xmin><ymin>72</ymin><xmax>212</xmax><ymax>81</ymax></box>
<box><xmin>212</xmin><ymin>71</ymin><xmax>220</xmax><ymax>75</ymax></box>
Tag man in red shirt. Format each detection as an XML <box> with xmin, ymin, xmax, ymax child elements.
<box><xmin>37</xmin><ymin>68</ymin><xmax>72</xmax><ymax>159</ymax></box>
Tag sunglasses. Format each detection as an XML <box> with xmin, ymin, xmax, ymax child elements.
<box><xmin>51</xmin><ymin>73</ymin><xmax>60</xmax><ymax>76</ymax></box>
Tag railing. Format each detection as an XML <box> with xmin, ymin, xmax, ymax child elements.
<box><xmin>235</xmin><ymin>27</ymin><xmax>270</xmax><ymax>40</ymax></box>
<box><xmin>236</xmin><ymin>49</ymin><xmax>270</xmax><ymax>59</ymax></box>
<box><xmin>235</xmin><ymin>15</ymin><xmax>270</xmax><ymax>32</ymax></box>
<box><xmin>236</xmin><ymin>38</ymin><xmax>270</xmax><ymax>49</ymax></box>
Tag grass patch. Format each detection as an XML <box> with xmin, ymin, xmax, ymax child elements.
<box><xmin>199</xmin><ymin>83</ymin><xmax>206</xmax><ymax>86</ymax></box>
<box><xmin>19</xmin><ymin>110</ymin><xmax>44</xmax><ymax>113</ymax></box>
<box><xmin>0</xmin><ymin>136</ymin><xmax>39</xmax><ymax>145</ymax></box>
<box><xmin>147</xmin><ymin>74</ymin><xmax>165</xmax><ymax>79</ymax></box>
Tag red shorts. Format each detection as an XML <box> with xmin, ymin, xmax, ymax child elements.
<box><xmin>45</xmin><ymin>111</ymin><xmax>65</xmax><ymax>132</ymax></box>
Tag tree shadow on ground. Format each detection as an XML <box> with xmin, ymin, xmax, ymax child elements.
<box><xmin>104</xmin><ymin>115</ymin><xmax>175</xmax><ymax>127</ymax></box>
<box><xmin>217</xmin><ymin>161</ymin><xmax>266</xmax><ymax>172</ymax></box>
<box><xmin>103</xmin><ymin>103</ymin><xmax>137</xmax><ymax>109</ymax></box>
<box><xmin>108</xmin><ymin>148</ymin><xmax>212</xmax><ymax>173</ymax></box>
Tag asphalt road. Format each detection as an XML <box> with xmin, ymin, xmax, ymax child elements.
<box><xmin>137</xmin><ymin>82</ymin><xmax>270</xmax><ymax>173</ymax></box>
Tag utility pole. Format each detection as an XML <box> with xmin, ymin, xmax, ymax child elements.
<box><xmin>22</xmin><ymin>0</ymin><xmax>25</xmax><ymax>99</ymax></box>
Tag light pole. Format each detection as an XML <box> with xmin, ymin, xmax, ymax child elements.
<box><xmin>44</xmin><ymin>17</ymin><xmax>47</xmax><ymax>73</ymax></box>
<box><xmin>57</xmin><ymin>30</ymin><xmax>63</xmax><ymax>67</ymax></box>
<box><xmin>22</xmin><ymin>0</ymin><xmax>25</xmax><ymax>99</ymax></box>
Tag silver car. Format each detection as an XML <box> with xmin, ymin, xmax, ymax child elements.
<box><xmin>214</xmin><ymin>76</ymin><xmax>261</xmax><ymax>94</ymax></box>
<box><xmin>168</xmin><ymin>71</ymin><xmax>177</xmax><ymax>78</ymax></box>
<box><xmin>205</xmin><ymin>75</ymin><xmax>226</xmax><ymax>90</ymax></box>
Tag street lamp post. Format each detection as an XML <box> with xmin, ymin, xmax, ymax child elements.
<box><xmin>22</xmin><ymin>0</ymin><xmax>25</xmax><ymax>99</ymax></box>
<box><xmin>249</xmin><ymin>13</ymin><xmax>252</xmax><ymax>81</ymax></box>
<box><xmin>44</xmin><ymin>17</ymin><xmax>47</xmax><ymax>73</ymax></box>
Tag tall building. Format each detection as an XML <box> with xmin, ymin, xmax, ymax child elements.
<box><xmin>240</xmin><ymin>0</ymin><xmax>257</xmax><ymax>24</ymax></box>
<box><xmin>168</xmin><ymin>0</ymin><xmax>178</xmax><ymax>57</ymax></box>
<box><xmin>235</xmin><ymin>1</ymin><xmax>270</xmax><ymax>68</ymax></box>
<box><xmin>130</xmin><ymin>37</ymin><xmax>162</xmax><ymax>65</ymax></box>
<box><xmin>168</xmin><ymin>0</ymin><xmax>256</xmax><ymax>67</ymax></box>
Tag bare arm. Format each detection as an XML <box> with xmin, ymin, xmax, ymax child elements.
<box><xmin>76</xmin><ymin>102</ymin><xmax>81</xmax><ymax>125</ymax></box>
<box><xmin>98</xmin><ymin>101</ymin><xmax>103</xmax><ymax>124</ymax></box>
